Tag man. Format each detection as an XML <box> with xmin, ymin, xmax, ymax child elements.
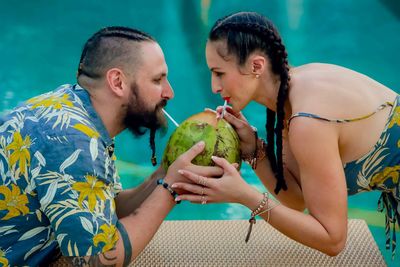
<box><xmin>0</xmin><ymin>26</ymin><xmax>221</xmax><ymax>266</ymax></box>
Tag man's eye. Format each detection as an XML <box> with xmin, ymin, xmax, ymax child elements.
<box><xmin>214</xmin><ymin>72</ymin><xmax>224</xmax><ymax>77</ymax></box>
<box><xmin>153</xmin><ymin>78</ymin><xmax>162</xmax><ymax>84</ymax></box>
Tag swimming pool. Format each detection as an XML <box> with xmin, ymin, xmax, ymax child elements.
<box><xmin>1</xmin><ymin>0</ymin><xmax>399</xmax><ymax>265</ymax></box>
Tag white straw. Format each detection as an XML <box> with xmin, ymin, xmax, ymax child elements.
<box><xmin>162</xmin><ymin>109</ymin><xmax>179</xmax><ymax>127</ymax></box>
<box><xmin>221</xmin><ymin>99</ymin><xmax>228</xmax><ymax>118</ymax></box>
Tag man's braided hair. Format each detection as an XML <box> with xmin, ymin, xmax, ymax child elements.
<box><xmin>209</xmin><ymin>12</ymin><xmax>290</xmax><ymax>194</ymax></box>
<box><xmin>77</xmin><ymin>26</ymin><xmax>154</xmax><ymax>79</ymax></box>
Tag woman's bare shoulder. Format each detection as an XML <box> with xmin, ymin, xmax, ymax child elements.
<box><xmin>290</xmin><ymin>63</ymin><xmax>353</xmax><ymax>88</ymax></box>
<box><xmin>288</xmin><ymin>63</ymin><xmax>393</xmax><ymax>114</ymax></box>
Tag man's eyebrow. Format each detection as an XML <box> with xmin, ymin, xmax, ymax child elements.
<box><xmin>154</xmin><ymin>72</ymin><xmax>167</xmax><ymax>78</ymax></box>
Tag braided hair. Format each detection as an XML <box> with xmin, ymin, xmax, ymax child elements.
<box><xmin>77</xmin><ymin>26</ymin><xmax>154</xmax><ymax>79</ymax></box>
<box><xmin>77</xmin><ymin>26</ymin><xmax>158</xmax><ymax>165</ymax></box>
<box><xmin>209</xmin><ymin>12</ymin><xmax>290</xmax><ymax>194</ymax></box>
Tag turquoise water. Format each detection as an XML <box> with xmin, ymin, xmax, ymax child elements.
<box><xmin>1</xmin><ymin>0</ymin><xmax>399</xmax><ymax>265</ymax></box>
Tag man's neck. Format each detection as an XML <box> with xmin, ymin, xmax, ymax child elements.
<box><xmin>88</xmin><ymin>88</ymin><xmax>125</xmax><ymax>138</ymax></box>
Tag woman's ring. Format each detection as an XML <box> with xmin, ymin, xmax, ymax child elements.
<box><xmin>201</xmin><ymin>195</ymin><xmax>207</xmax><ymax>205</ymax></box>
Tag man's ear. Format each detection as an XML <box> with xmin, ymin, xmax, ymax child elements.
<box><xmin>106</xmin><ymin>68</ymin><xmax>126</xmax><ymax>97</ymax></box>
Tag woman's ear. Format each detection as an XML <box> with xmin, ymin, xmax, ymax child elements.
<box><xmin>250</xmin><ymin>55</ymin><xmax>266</xmax><ymax>76</ymax></box>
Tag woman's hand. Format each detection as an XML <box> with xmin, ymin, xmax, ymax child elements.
<box><xmin>213</xmin><ymin>106</ymin><xmax>257</xmax><ymax>156</ymax></box>
<box><xmin>164</xmin><ymin>141</ymin><xmax>223</xmax><ymax>194</ymax></box>
<box><xmin>171</xmin><ymin>156</ymin><xmax>255</xmax><ymax>205</ymax></box>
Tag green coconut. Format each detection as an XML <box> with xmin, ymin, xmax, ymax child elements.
<box><xmin>162</xmin><ymin>110</ymin><xmax>241</xmax><ymax>170</ymax></box>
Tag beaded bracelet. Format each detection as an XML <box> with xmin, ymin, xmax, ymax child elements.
<box><xmin>156</xmin><ymin>178</ymin><xmax>181</xmax><ymax>204</ymax></box>
<box><xmin>245</xmin><ymin>192</ymin><xmax>268</xmax><ymax>242</ymax></box>
<box><xmin>256</xmin><ymin>201</ymin><xmax>280</xmax><ymax>223</ymax></box>
<box><xmin>245</xmin><ymin>192</ymin><xmax>281</xmax><ymax>242</ymax></box>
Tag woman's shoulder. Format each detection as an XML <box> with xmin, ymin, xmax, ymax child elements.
<box><xmin>290</xmin><ymin>63</ymin><xmax>355</xmax><ymax>86</ymax></box>
<box><xmin>288</xmin><ymin>63</ymin><xmax>346</xmax><ymax>110</ymax></box>
<box><xmin>288</xmin><ymin>63</ymin><xmax>391</xmax><ymax>111</ymax></box>
<box><xmin>286</xmin><ymin>64</ymin><xmax>397</xmax><ymax>139</ymax></box>
<box><xmin>290</xmin><ymin>62</ymin><xmax>391</xmax><ymax>91</ymax></box>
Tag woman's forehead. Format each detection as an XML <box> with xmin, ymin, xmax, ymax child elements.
<box><xmin>207</xmin><ymin>41</ymin><xmax>232</xmax><ymax>60</ymax></box>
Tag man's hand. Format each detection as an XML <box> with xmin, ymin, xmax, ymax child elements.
<box><xmin>164</xmin><ymin>141</ymin><xmax>223</xmax><ymax>194</ymax></box>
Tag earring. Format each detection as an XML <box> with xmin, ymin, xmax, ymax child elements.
<box><xmin>255</xmin><ymin>74</ymin><xmax>260</xmax><ymax>79</ymax></box>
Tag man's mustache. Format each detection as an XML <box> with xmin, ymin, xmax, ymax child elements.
<box><xmin>156</xmin><ymin>99</ymin><xmax>167</xmax><ymax>110</ymax></box>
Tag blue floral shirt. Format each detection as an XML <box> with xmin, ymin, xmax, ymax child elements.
<box><xmin>0</xmin><ymin>84</ymin><xmax>122</xmax><ymax>266</ymax></box>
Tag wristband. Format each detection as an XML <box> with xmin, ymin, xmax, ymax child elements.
<box><xmin>156</xmin><ymin>178</ymin><xmax>181</xmax><ymax>204</ymax></box>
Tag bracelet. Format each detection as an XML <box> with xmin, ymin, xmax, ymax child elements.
<box><xmin>256</xmin><ymin>199</ymin><xmax>280</xmax><ymax>224</ymax></box>
<box><xmin>244</xmin><ymin>192</ymin><xmax>280</xmax><ymax>243</ymax></box>
<box><xmin>156</xmin><ymin>178</ymin><xmax>181</xmax><ymax>204</ymax></box>
<box><xmin>245</xmin><ymin>192</ymin><xmax>268</xmax><ymax>243</ymax></box>
<box><xmin>241</xmin><ymin>127</ymin><xmax>267</xmax><ymax>170</ymax></box>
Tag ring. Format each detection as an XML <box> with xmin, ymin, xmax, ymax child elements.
<box><xmin>201</xmin><ymin>195</ymin><xmax>207</xmax><ymax>205</ymax></box>
<box><xmin>201</xmin><ymin>186</ymin><xmax>205</xmax><ymax>196</ymax></box>
<box><xmin>197</xmin><ymin>175</ymin><xmax>207</xmax><ymax>187</ymax></box>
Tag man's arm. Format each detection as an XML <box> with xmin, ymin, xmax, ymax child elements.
<box><xmin>62</xmin><ymin>142</ymin><xmax>217</xmax><ymax>267</ymax></box>
<box><xmin>63</xmin><ymin>184</ymin><xmax>176</xmax><ymax>267</ymax></box>
<box><xmin>114</xmin><ymin>166</ymin><xmax>165</xmax><ymax>218</ymax></box>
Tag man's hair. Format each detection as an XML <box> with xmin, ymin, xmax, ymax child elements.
<box><xmin>77</xmin><ymin>26</ymin><xmax>155</xmax><ymax>81</ymax></box>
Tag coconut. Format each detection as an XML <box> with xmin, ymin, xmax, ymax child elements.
<box><xmin>162</xmin><ymin>110</ymin><xmax>241</xmax><ymax>170</ymax></box>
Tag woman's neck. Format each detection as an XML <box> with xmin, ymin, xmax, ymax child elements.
<box><xmin>253</xmin><ymin>72</ymin><xmax>281</xmax><ymax>111</ymax></box>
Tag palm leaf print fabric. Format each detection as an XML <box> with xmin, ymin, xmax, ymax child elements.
<box><xmin>0</xmin><ymin>84</ymin><xmax>121</xmax><ymax>266</ymax></box>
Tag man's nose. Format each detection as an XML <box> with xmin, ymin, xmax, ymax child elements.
<box><xmin>162</xmin><ymin>80</ymin><xmax>174</xmax><ymax>100</ymax></box>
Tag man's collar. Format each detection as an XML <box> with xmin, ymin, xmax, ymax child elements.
<box><xmin>72</xmin><ymin>84</ymin><xmax>114</xmax><ymax>147</ymax></box>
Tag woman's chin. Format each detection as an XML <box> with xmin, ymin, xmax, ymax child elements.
<box><xmin>231</xmin><ymin>104</ymin><xmax>242</xmax><ymax>113</ymax></box>
<box><xmin>230</xmin><ymin>100</ymin><xmax>244</xmax><ymax>113</ymax></box>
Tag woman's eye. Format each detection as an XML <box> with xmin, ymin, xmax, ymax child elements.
<box><xmin>214</xmin><ymin>72</ymin><xmax>224</xmax><ymax>77</ymax></box>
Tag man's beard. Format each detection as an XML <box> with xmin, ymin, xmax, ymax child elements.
<box><xmin>123</xmin><ymin>82</ymin><xmax>168</xmax><ymax>137</ymax></box>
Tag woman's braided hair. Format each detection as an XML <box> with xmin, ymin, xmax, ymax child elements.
<box><xmin>209</xmin><ymin>12</ymin><xmax>290</xmax><ymax>194</ymax></box>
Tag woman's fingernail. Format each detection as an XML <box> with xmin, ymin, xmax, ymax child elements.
<box><xmin>211</xmin><ymin>156</ymin><xmax>217</xmax><ymax>161</ymax></box>
<box><xmin>178</xmin><ymin>170</ymin><xmax>184</xmax><ymax>174</ymax></box>
<box><xmin>171</xmin><ymin>184</ymin><xmax>177</xmax><ymax>188</ymax></box>
<box><xmin>175</xmin><ymin>197</ymin><xmax>181</xmax><ymax>201</ymax></box>
<box><xmin>197</xmin><ymin>141</ymin><xmax>205</xmax><ymax>147</ymax></box>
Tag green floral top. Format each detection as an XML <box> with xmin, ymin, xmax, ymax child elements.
<box><xmin>290</xmin><ymin>94</ymin><xmax>400</xmax><ymax>258</ymax></box>
<box><xmin>344</xmin><ymin>95</ymin><xmax>400</xmax><ymax>258</ymax></box>
<box><xmin>0</xmin><ymin>84</ymin><xmax>122</xmax><ymax>266</ymax></box>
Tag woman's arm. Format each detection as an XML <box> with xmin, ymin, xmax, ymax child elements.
<box><xmin>253</xmin><ymin>155</ymin><xmax>305</xmax><ymax>211</ymax></box>
<box><xmin>269</xmin><ymin>118</ymin><xmax>348</xmax><ymax>255</ymax></box>
<box><xmin>220</xmin><ymin>108</ymin><xmax>305</xmax><ymax>210</ymax></box>
<box><xmin>174</xmin><ymin>119</ymin><xmax>348</xmax><ymax>256</ymax></box>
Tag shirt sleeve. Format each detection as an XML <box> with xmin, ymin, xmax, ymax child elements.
<box><xmin>32</xmin><ymin>130</ymin><xmax>120</xmax><ymax>257</ymax></box>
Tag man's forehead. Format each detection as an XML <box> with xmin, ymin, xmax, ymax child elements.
<box><xmin>139</xmin><ymin>42</ymin><xmax>164</xmax><ymax>61</ymax></box>
<box><xmin>137</xmin><ymin>42</ymin><xmax>167</xmax><ymax>74</ymax></box>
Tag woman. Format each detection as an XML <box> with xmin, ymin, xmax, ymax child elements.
<box><xmin>171</xmin><ymin>11</ymin><xmax>400</xmax><ymax>257</ymax></box>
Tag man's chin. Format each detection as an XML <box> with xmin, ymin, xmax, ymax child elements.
<box><xmin>124</xmin><ymin>107</ymin><xmax>168</xmax><ymax>136</ymax></box>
